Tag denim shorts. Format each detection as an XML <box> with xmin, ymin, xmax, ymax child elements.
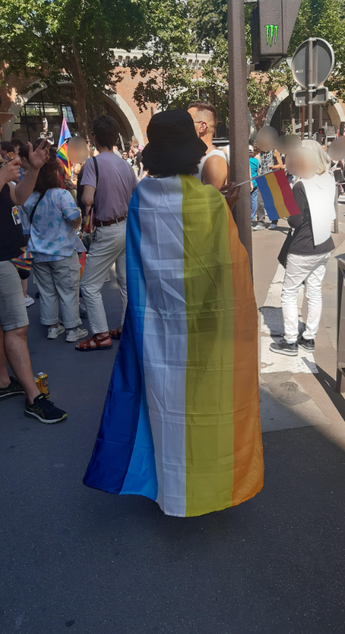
<box><xmin>0</xmin><ymin>260</ymin><xmax>29</xmax><ymax>331</ymax></box>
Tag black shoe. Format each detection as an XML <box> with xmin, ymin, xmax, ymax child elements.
<box><xmin>25</xmin><ymin>394</ymin><xmax>67</xmax><ymax>424</ymax></box>
<box><xmin>0</xmin><ymin>377</ymin><xmax>26</xmax><ymax>400</ymax></box>
<box><xmin>298</xmin><ymin>335</ymin><xmax>315</xmax><ymax>352</ymax></box>
<box><xmin>270</xmin><ymin>340</ymin><xmax>298</xmax><ymax>356</ymax></box>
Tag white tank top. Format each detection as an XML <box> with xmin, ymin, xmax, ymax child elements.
<box><xmin>195</xmin><ymin>148</ymin><xmax>230</xmax><ymax>181</ymax></box>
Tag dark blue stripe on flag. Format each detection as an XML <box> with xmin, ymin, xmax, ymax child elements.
<box><xmin>83</xmin><ymin>189</ymin><xmax>150</xmax><ymax>494</ymax></box>
<box><xmin>257</xmin><ymin>176</ymin><xmax>279</xmax><ymax>221</ymax></box>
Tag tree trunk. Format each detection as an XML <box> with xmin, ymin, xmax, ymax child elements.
<box><xmin>73</xmin><ymin>77</ymin><xmax>89</xmax><ymax>139</ymax></box>
<box><xmin>69</xmin><ymin>38</ymin><xmax>91</xmax><ymax>140</ymax></box>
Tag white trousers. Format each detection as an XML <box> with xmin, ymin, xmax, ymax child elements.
<box><xmin>80</xmin><ymin>222</ymin><xmax>127</xmax><ymax>335</ymax></box>
<box><xmin>281</xmin><ymin>252</ymin><xmax>331</xmax><ymax>343</ymax></box>
<box><xmin>33</xmin><ymin>252</ymin><xmax>81</xmax><ymax>329</ymax></box>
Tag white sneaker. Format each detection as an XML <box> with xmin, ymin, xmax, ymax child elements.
<box><xmin>47</xmin><ymin>324</ymin><xmax>65</xmax><ymax>339</ymax></box>
<box><xmin>269</xmin><ymin>223</ymin><xmax>278</xmax><ymax>230</ymax></box>
<box><xmin>25</xmin><ymin>295</ymin><xmax>35</xmax><ymax>308</ymax></box>
<box><xmin>66</xmin><ymin>327</ymin><xmax>89</xmax><ymax>343</ymax></box>
<box><xmin>253</xmin><ymin>224</ymin><xmax>265</xmax><ymax>231</ymax></box>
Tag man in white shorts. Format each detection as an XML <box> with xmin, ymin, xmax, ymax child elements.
<box><xmin>188</xmin><ymin>102</ymin><xmax>229</xmax><ymax>190</ymax></box>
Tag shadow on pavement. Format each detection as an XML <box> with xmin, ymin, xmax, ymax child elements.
<box><xmin>1</xmin><ymin>274</ymin><xmax>345</xmax><ymax>634</ymax></box>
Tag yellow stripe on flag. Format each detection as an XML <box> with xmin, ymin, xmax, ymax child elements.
<box><xmin>181</xmin><ymin>176</ymin><xmax>235</xmax><ymax>517</ymax></box>
<box><xmin>266</xmin><ymin>172</ymin><xmax>289</xmax><ymax>218</ymax></box>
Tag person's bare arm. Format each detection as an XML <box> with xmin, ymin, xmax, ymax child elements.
<box><xmin>269</xmin><ymin>149</ymin><xmax>284</xmax><ymax>171</ymax></box>
<box><xmin>0</xmin><ymin>160</ymin><xmax>21</xmax><ymax>197</ymax></box>
<box><xmin>82</xmin><ymin>185</ymin><xmax>95</xmax><ymax>207</ymax></box>
<box><xmin>9</xmin><ymin>141</ymin><xmax>49</xmax><ymax>206</ymax></box>
<box><xmin>220</xmin><ymin>182</ymin><xmax>240</xmax><ymax>211</ymax></box>
<box><xmin>202</xmin><ymin>155</ymin><xmax>228</xmax><ymax>190</ymax></box>
<box><xmin>70</xmin><ymin>215</ymin><xmax>82</xmax><ymax>229</ymax></box>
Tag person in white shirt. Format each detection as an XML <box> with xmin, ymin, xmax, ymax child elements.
<box><xmin>188</xmin><ymin>102</ymin><xmax>229</xmax><ymax>190</ymax></box>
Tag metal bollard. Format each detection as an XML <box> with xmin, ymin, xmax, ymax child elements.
<box><xmin>336</xmin><ymin>256</ymin><xmax>345</xmax><ymax>393</ymax></box>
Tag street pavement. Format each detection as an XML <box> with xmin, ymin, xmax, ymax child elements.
<box><xmin>2</xmin><ymin>224</ymin><xmax>345</xmax><ymax>634</ymax></box>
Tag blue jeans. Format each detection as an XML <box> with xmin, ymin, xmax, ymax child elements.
<box><xmin>250</xmin><ymin>188</ymin><xmax>258</xmax><ymax>221</ymax></box>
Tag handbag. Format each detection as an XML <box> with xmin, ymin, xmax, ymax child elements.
<box><xmin>10</xmin><ymin>192</ymin><xmax>45</xmax><ymax>279</ymax></box>
<box><xmin>277</xmin><ymin>229</ymin><xmax>293</xmax><ymax>268</ymax></box>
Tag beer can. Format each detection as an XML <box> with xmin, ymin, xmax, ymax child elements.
<box><xmin>37</xmin><ymin>372</ymin><xmax>50</xmax><ymax>398</ymax></box>
<box><xmin>34</xmin><ymin>376</ymin><xmax>41</xmax><ymax>390</ymax></box>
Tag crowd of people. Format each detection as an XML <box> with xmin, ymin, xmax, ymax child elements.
<box><xmin>0</xmin><ymin>101</ymin><xmax>337</xmax><ymax>514</ymax></box>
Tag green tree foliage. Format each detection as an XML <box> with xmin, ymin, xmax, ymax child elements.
<box><xmin>128</xmin><ymin>0</ymin><xmax>193</xmax><ymax>112</ymax></box>
<box><xmin>166</xmin><ymin>0</ymin><xmax>345</xmax><ymax>124</ymax></box>
<box><xmin>0</xmin><ymin>0</ymin><xmax>146</xmax><ymax>137</ymax></box>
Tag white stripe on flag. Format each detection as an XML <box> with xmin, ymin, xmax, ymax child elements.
<box><xmin>139</xmin><ymin>176</ymin><xmax>187</xmax><ymax>516</ymax></box>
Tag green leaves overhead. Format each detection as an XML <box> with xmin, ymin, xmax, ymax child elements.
<box><xmin>1</xmin><ymin>0</ymin><xmax>345</xmax><ymax>133</ymax></box>
<box><xmin>0</xmin><ymin>0</ymin><xmax>147</xmax><ymax>135</ymax></box>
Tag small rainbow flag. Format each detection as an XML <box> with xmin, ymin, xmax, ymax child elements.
<box><xmin>58</xmin><ymin>116</ymin><xmax>71</xmax><ymax>148</ymax></box>
<box><xmin>11</xmin><ymin>249</ymin><xmax>33</xmax><ymax>280</ymax></box>
<box><xmin>257</xmin><ymin>170</ymin><xmax>300</xmax><ymax>221</ymax></box>
<box><xmin>56</xmin><ymin>141</ymin><xmax>71</xmax><ymax>177</ymax></box>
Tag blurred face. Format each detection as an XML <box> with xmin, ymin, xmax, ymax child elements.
<box><xmin>285</xmin><ymin>148</ymin><xmax>317</xmax><ymax>179</ymax></box>
<box><xmin>13</xmin><ymin>145</ymin><xmax>20</xmax><ymax>155</ymax></box>
<box><xmin>122</xmin><ymin>152</ymin><xmax>128</xmax><ymax>160</ymax></box>
<box><xmin>129</xmin><ymin>149</ymin><xmax>135</xmax><ymax>159</ymax></box>
<box><xmin>188</xmin><ymin>107</ymin><xmax>208</xmax><ymax>138</ymax></box>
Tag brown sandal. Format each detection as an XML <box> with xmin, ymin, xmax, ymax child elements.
<box><xmin>75</xmin><ymin>334</ymin><xmax>113</xmax><ymax>351</ymax></box>
<box><xmin>109</xmin><ymin>327</ymin><xmax>123</xmax><ymax>340</ymax></box>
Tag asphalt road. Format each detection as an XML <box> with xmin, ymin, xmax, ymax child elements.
<box><xmin>1</xmin><ymin>270</ymin><xmax>345</xmax><ymax>634</ymax></box>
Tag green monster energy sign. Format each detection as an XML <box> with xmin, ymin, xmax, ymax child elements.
<box><xmin>265</xmin><ymin>25</ymin><xmax>279</xmax><ymax>46</ymax></box>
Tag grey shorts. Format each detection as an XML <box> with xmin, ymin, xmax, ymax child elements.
<box><xmin>0</xmin><ymin>260</ymin><xmax>29</xmax><ymax>331</ymax></box>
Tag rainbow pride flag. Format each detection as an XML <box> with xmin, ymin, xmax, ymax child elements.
<box><xmin>56</xmin><ymin>141</ymin><xmax>71</xmax><ymax>177</ymax></box>
<box><xmin>58</xmin><ymin>116</ymin><xmax>71</xmax><ymax>148</ymax></box>
<box><xmin>257</xmin><ymin>170</ymin><xmax>300</xmax><ymax>221</ymax></box>
<box><xmin>84</xmin><ymin>176</ymin><xmax>264</xmax><ymax>517</ymax></box>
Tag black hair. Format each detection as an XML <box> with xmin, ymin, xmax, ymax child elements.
<box><xmin>11</xmin><ymin>137</ymin><xmax>24</xmax><ymax>148</ymax></box>
<box><xmin>1</xmin><ymin>141</ymin><xmax>14</xmax><ymax>153</ymax></box>
<box><xmin>145</xmin><ymin>161</ymin><xmax>200</xmax><ymax>178</ymax></box>
<box><xmin>93</xmin><ymin>115</ymin><xmax>119</xmax><ymax>150</ymax></box>
<box><xmin>18</xmin><ymin>145</ymin><xmax>29</xmax><ymax>161</ymax></box>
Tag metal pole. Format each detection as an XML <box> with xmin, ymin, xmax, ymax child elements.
<box><xmin>301</xmin><ymin>106</ymin><xmax>305</xmax><ymax>139</ymax></box>
<box><xmin>308</xmin><ymin>38</ymin><xmax>314</xmax><ymax>139</ymax></box>
<box><xmin>334</xmin><ymin>183</ymin><xmax>340</xmax><ymax>234</ymax></box>
<box><xmin>227</xmin><ymin>0</ymin><xmax>252</xmax><ymax>269</ymax></box>
<box><xmin>318</xmin><ymin>104</ymin><xmax>323</xmax><ymax>143</ymax></box>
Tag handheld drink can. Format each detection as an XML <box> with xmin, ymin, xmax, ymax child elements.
<box><xmin>37</xmin><ymin>372</ymin><xmax>50</xmax><ymax>398</ymax></box>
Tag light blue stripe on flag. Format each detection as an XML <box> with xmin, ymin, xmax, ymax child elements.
<box><xmin>120</xmin><ymin>187</ymin><xmax>158</xmax><ymax>500</ymax></box>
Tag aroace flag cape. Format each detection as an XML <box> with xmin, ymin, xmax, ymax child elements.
<box><xmin>84</xmin><ymin>175</ymin><xmax>264</xmax><ymax>517</ymax></box>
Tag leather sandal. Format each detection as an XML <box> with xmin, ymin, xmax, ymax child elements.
<box><xmin>109</xmin><ymin>327</ymin><xmax>123</xmax><ymax>340</ymax></box>
<box><xmin>75</xmin><ymin>334</ymin><xmax>113</xmax><ymax>351</ymax></box>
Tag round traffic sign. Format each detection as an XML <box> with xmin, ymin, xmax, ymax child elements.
<box><xmin>291</xmin><ymin>38</ymin><xmax>334</xmax><ymax>89</ymax></box>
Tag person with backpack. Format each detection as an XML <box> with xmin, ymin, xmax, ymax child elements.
<box><xmin>20</xmin><ymin>152</ymin><xmax>88</xmax><ymax>343</ymax></box>
<box><xmin>75</xmin><ymin>115</ymin><xmax>137</xmax><ymax>351</ymax></box>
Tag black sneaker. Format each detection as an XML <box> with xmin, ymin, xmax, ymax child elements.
<box><xmin>24</xmin><ymin>394</ymin><xmax>67</xmax><ymax>424</ymax></box>
<box><xmin>298</xmin><ymin>336</ymin><xmax>315</xmax><ymax>352</ymax></box>
<box><xmin>0</xmin><ymin>377</ymin><xmax>25</xmax><ymax>400</ymax></box>
<box><xmin>270</xmin><ymin>340</ymin><xmax>298</xmax><ymax>356</ymax></box>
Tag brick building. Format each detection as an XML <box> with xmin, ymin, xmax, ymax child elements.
<box><xmin>1</xmin><ymin>49</ymin><xmax>345</xmax><ymax>146</ymax></box>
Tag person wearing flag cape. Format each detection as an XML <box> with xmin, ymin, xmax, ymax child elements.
<box><xmin>83</xmin><ymin>110</ymin><xmax>264</xmax><ymax>518</ymax></box>
<box><xmin>270</xmin><ymin>140</ymin><xmax>335</xmax><ymax>357</ymax></box>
